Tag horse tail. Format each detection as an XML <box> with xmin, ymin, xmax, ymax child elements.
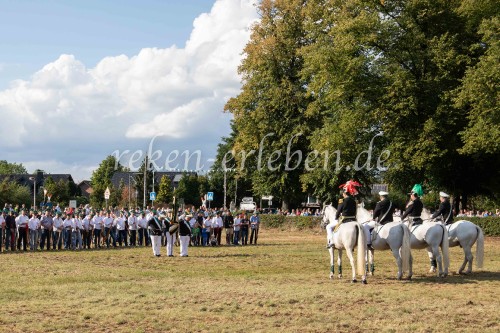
<box><xmin>440</xmin><ymin>224</ymin><xmax>450</xmax><ymax>271</ymax></box>
<box><xmin>356</xmin><ymin>223</ymin><xmax>366</xmax><ymax>275</ymax></box>
<box><xmin>400</xmin><ymin>223</ymin><xmax>411</xmax><ymax>273</ymax></box>
<box><xmin>475</xmin><ymin>225</ymin><xmax>484</xmax><ymax>269</ymax></box>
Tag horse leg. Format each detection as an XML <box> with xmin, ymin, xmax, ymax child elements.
<box><xmin>368</xmin><ymin>248</ymin><xmax>375</xmax><ymax>276</ymax></box>
<box><xmin>329</xmin><ymin>247</ymin><xmax>335</xmax><ymax>279</ymax></box>
<box><xmin>392</xmin><ymin>248</ymin><xmax>403</xmax><ymax>280</ymax></box>
<box><xmin>427</xmin><ymin>247</ymin><xmax>437</xmax><ymax>273</ymax></box>
<box><xmin>337</xmin><ymin>250</ymin><xmax>343</xmax><ymax>279</ymax></box>
<box><xmin>408</xmin><ymin>254</ymin><xmax>413</xmax><ymax>280</ymax></box>
<box><xmin>345</xmin><ymin>248</ymin><xmax>356</xmax><ymax>283</ymax></box>
<box><xmin>463</xmin><ymin>245</ymin><xmax>474</xmax><ymax>275</ymax></box>
<box><xmin>432</xmin><ymin>245</ymin><xmax>444</xmax><ymax>277</ymax></box>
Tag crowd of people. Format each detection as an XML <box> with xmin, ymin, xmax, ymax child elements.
<box><xmin>456</xmin><ymin>209</ymin><xmax>499</xmax><ymax>218</ymax></box>
<box><xmin>0</xmin><ymin>203</ymin><xmax>261</xmax><ymax>256</ymax></box>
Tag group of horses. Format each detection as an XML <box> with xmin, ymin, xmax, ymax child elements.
<box><xmin>321</xmin><ymin>205</ymin><xmax>484</xmax><ymax>283</ymax></box>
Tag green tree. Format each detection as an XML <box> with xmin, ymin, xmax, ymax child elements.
<box><xmin>0</xmin><ymin>160</ymin><xmax>28</xmax><ymax>174</ymax></box>
<box><xmin>176</xmin><ymin>173</ymin><xmax>202</xmax><ymax>206</ymax></box>
<box><xmin>156</xmin><ymin>175</ymin><xmax>174</xmax><ymax>205</ymax></box>
<box><xmin>225</xmin><ymin>0</ymin><xmax>311</xmax><ymax>210</ymax></box>
<box><xmin>90</xmin><ymin>156</ymin><xmax>124</xmax><ymax>208</ymax></box>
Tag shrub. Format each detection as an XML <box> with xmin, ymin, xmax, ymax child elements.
<box><xmin>456</xmin><ymin>217</ymin><xmax>500</xmax><ymax>237</ymax></box>
<box><xmin>260</xmin><ymin>215</ymin><xmax>321</xmax><ymax>230</ymax></box>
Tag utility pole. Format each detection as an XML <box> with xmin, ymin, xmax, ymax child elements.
<box><xmin>223</xmin><ymin>168</ymin><xmax>227</xmax><ymax>209</ymax></box>
<box><xmin>143</xmin><ymin>155</ymin><xmax>147</xmax><ymax>210</ymax></box>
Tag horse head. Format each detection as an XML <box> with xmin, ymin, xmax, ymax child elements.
<box><xmin>356</xmin><ymin>204</ymin><xmax>373</xmax><ymax>223</ymax></box>
<box><xmin>320</xmin><ymin>204</ymin><xmax>335</xmax><ymax>229</ymax></box>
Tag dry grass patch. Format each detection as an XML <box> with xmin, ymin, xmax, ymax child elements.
<box><xmin>0</xmin><ymin>230</ymin><xmax>499</xmax><ymax>332</ymax></box>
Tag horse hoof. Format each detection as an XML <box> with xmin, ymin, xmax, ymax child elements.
<box><xmin>407</xmin><ymin>276</ymin><xmax>412</xmax><ymax>281</ymax></box>
<box><xmin>369</xmin><ymin>272</ymin><xmax>374</xmax><ymax>276</ymax></box>
<box><xmin>362</xmin><ymin>279</ymin><xmax>367</xmax><ymax>285</ymax></box>
<box><xmin>329</xmin><ymin>274</ymin><xmax>334</xmax><ymax>280</ymax></box>
<box><xmin>465</xmin><ymin>271</ymin><xmax>472</xmax><ymax>275</ymax></box>
<box><xmin>338</xmin><ymin>275</ymin><xmax>342</xmax><ymax>279</ymax></box>
<box><xmin>397</xmin><ymin>276</ymin><xmax>402</xmax><ymax>281</ymax></box>
<box><xmin>351</xmin><ymin>279</ymin><xmax>357</xmax><ymax>283</ymax></box>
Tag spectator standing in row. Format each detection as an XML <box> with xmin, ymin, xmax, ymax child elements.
<box><xmin>224</xmin><ymin>211</ymin><xmax>234</xmax><ymax>245</ymax></box>
<box><xmin>240</xmin><ymin>214</ymin><xmax>249</xmax><ymax>246</ymax></box>
<box><xmin>233</xmin><ymin>214</ymin><xmax>241</xmax><ymax>245</ymax></box>
<box><xmin>5</xmin><ymin>210</ymin><xmax>16</xmax><ymax>251</ymax></box>
<box><xmin>28</xmin><ymin>212</ymin><xmax>40</xmax><ymax>251</ymax></box>
<box><xmin>52</xmin><ymin>212</ymin><xmax>64</xmax><ymax>250</ymax></box>
<box><xmin>0</xmin><ymin>210</ymin><xmax>5</xmax><ymax>252</ymax></box>
<box><xmin>40</xmin><ymin>210</ymin><xmax>53</xmax><ymax>250</ymax></box>
<box><xmin>16</xmin><ymin>210</ymin><xmax>29</xmax><ymax>251</ymax></box>
<box><xmin>128</xmin><ymin>211</ymin><xmax>138</xmax><ymax>246</ymax></box>
<box><xmin>250</xmin><ymin>212</ymin><xmax>260</xmax><ymax>245</ymax></box>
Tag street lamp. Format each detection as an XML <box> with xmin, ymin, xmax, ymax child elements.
<box><xmin>29</xmin><ymin>177</ymin><xmax>36</xmax><ymax>209</ymax></box>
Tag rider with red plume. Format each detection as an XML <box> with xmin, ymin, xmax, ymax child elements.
<box><xmin>335</xmin><ymin>180</ymin><xmax>361</xmax><ymax>223</ymax></box>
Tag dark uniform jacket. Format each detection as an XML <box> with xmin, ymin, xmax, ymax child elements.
<box><xmin>335</xmin><ymin>195</ymin><xmax>357</xmax><ymax>221</ymax></box>
<box><xmin>5</xmin><ymin>215</ymin><xmax>16</xmax><ymax>229</ymax></box>
<box><xmin>147</xmin><ymin>217</ymin><xmax>163</xmax><ymax>236</ymax></box>
<box><xmin>431</xmin><ymin>201</ymin><xmax>453</xmax><ymax>224</ymax></box>
<box><xmin>223</xmin><ymin>215</ymin><xmax>234</xmax><ymax>229</ymax></box>
<box><xmin>373</xmin><ymin>198</ymin><xmax>394</xmax><ymax>224</ymax></box>
<box><xmin>402</xmin><ymin>198</ymin><xmax>423</xmax><ymax>221</ymax></box>
<box><xmin>179</xmin><ymin>219</ymin><xmax>192</xmax><ymax>237</ymax></box>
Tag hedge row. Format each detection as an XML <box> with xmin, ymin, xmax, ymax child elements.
<box><xmin>260</xmin><ymin>215</ymin><xmax>322</xmax><ymax>230</ymax></box>
<box><xmin>260</xmin><ymin>215</ymin><xmax>500</xmax><ymax>236</ymax></box>
<box><xmin>460</xmin><ymin>217</ymin><xmax>500</xmax><ymax>237</ymax></box>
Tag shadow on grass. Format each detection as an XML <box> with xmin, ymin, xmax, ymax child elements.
<box><xmin>404</xmin><ymin>271</ymin><xmax>500</xmax><ymax>284</ymax></box>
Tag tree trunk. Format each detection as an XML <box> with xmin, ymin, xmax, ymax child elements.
<box><xmin>281</xmin><ymin>199</ymin><xmax>289</xmax><ymax>212</ymax></box>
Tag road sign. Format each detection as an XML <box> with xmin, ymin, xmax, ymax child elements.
<box><xmin>104</xmin><ymin>187</ymin><xmax>110</xmax><ymax>200</ymax></box>
<box><xmin>207</xmin><ymin>192</ymin><xmax>214</xmax><ymax>201</ymax></box>
<box><xmin>150</xmin><ymin>192</ymin><xmax>157</xmax><ymax>201</ymax></box>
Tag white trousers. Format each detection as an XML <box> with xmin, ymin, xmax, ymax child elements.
<box><xmin>165</xmin><ymin>232</ymin><xmax>175</xmax><ymax>256</ymax></box>
<box><xmin>180</xmin><ymin>235</ymin><xmax>190</xmax><ymax>256</ymax></box>
<box><xmin>363</xmin><ymin>221</ymin><xmax>376</xmax><ymax>245</ymax></box>
<box><xmin>150</xmin><ymin>235</ymin><xmax>161</xmax><ymax>256</ymax></box>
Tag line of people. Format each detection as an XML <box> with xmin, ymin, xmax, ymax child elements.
<box><xmin>0</xmin><ymin>206</ymin><xmax>261</xmax><ymax>254</ymax></box>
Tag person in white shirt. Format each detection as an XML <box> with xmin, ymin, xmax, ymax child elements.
<box><xmin>102</xmin><ymin>212</ymin><xmax>116</xmax><ymax>248</ymax></box>
<box><xmin>0</xmin><ymin>210</ymin><xmax>5</xmax><ymax>252</ymax></box>
<box><xmin>203</xmin><ymin>216</ymin><xmax>212</xmax><ymax>246</ymax></box>
<box><xmin>52</xmin><ymin>212</ymin><xmax>64</xmax><ymax>250</ymax></box>
<box><xmin>92</xmin><ymin>212</ymin><xmax>103</xmax><ymax>248</ymax></box>
<box><xmin>128</xmin><ymin>210</ymin><xmax>138</xmax><ymax>246</ymax></box>
<box><xmin>115</xmin><ymin>212</ymin><xmax>127</xmax><ymax>247</ymax></box>
<box><xmin>63</xmin><ymin>213</ymin><xmax>75</xmax><ymax>250</ymax></box>
<box><xmin>137</xmin><ymin>212</ymin><xmax>148</xmax><ymax>246</ymax></box>
<box><xmin>81</xmin><ymin>214</ymin><xmax>92</xmax><ymax>249</ymax></box>
<box><xmin>213</xmin><ymin>213</ymin><xmax>223</xmax><ymax>245</ymax></box>
<box><xmin>15</xmin><ymin>210</ymin><xmax>29</xmax><ymax>251</ymax></box>
<box><xmin>28</xmin><ymin>212</ymin><xmax>40</xmax><ymax>251</ymax></box>
<box><xmin>233</xmin><ymin>215</ymin><xmax>241</xmax><ymax>245</ymax></box>
<box><xmin>72</xmin><ymin>214</ymin><xmax>83</xmax><ymax>250</ymax></box>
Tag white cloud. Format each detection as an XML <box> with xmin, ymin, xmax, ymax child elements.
<box><xmin>0</xmin><ymin>0</ymin><xmax>258</xmax><ymax>178</ymax></box>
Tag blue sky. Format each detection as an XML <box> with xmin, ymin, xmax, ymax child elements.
<box><xmin>0</xmin><ymin>0</ymin><xmax>213</xmax><ymax>89</ymax></box>
<box><xmin>0</xmin><ymin>0</ymin><xmax>258</xmax><ymax>181</ymax></box>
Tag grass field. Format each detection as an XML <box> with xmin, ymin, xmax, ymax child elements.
<box><xmin>0</xmin><ymin>229</ymin><xmax>499</xmax><ymax>333</ymax></box>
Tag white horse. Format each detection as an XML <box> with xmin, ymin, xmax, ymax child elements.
<box><xmin>401</xmin><ymin>211</ymin><xmax>450</xmax><ymax>277</ymax></box>
<box><xmin>322</xmin><ymin>205</ymin><xmax>367</xmax><ymax>284</ymax></box>
<box><xmin>422</xmin><ymin>209</ymin><xmax>484</xmax><ymax>274</ymax></box>
<box><xmin>356</xmin><ymin>206</ymin><xmax>412</xmax><ymax>280</ymax></box>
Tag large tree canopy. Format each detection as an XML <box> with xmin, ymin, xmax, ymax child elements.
<box><xmin>216</xmin><ymin>0</ymin><xmax>499</xmax><ymax>208</ymax></box>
